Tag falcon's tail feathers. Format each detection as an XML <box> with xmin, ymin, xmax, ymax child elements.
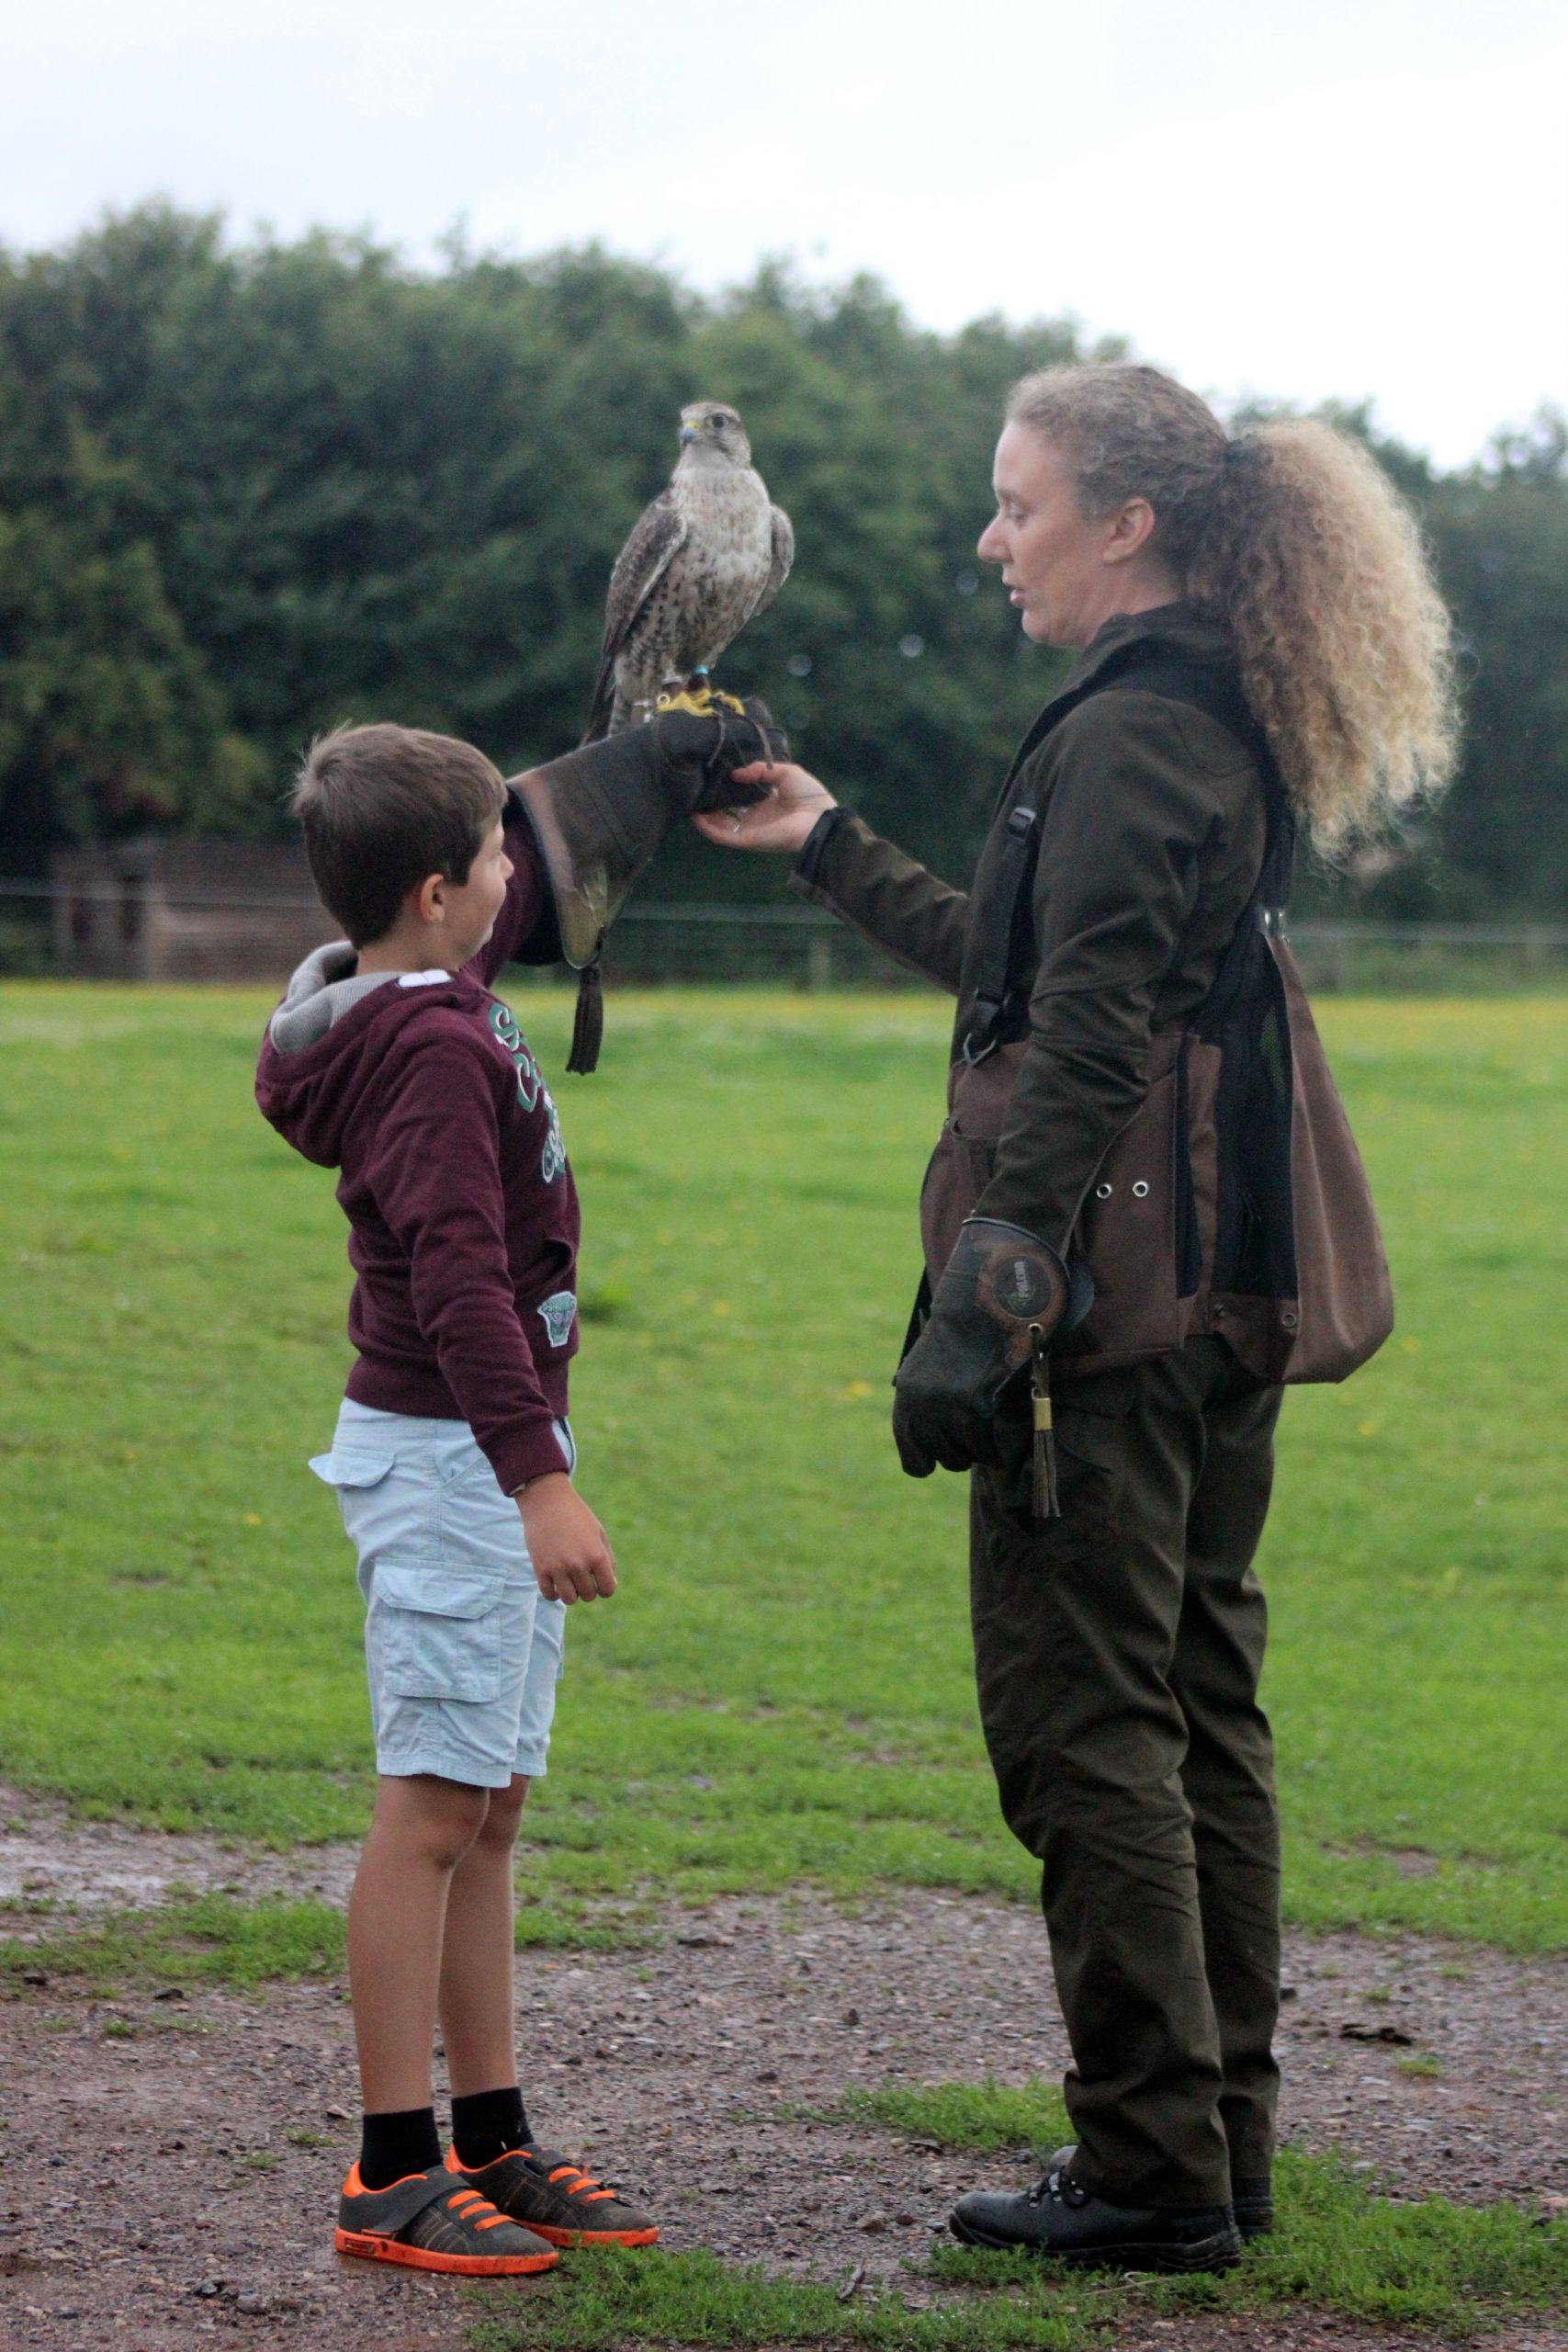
<box><xmin>581</xmin><ymin>659</ymin><xmax>617</xmax><ymax>746</ymax></box>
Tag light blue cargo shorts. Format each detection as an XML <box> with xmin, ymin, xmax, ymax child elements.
<box><xmin>310</xmin><ymin>1400</ymin><xmax>572</xmax><ymax>1789</ymax></box>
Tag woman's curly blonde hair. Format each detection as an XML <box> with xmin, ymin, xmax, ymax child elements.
<box><xmin>1006</xmin><ymin>363</ymin><xmax>1459</xmax><ymax>850</ymax></box>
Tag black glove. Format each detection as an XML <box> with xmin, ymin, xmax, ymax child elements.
<box><xmin>892</xmin><ymin>1216</ymin><xmax>1082</xmax><ymax>1479</ymax></box>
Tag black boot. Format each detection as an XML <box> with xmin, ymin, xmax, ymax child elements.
<box><xmin>1035</xmin><ymin>2140</ymin><xmax>1272</xmax><ymax>2245</ymax></box>
<box><xmin>1231</xmin><ymin>2176</ymin><xmax>1273</xmax><ymax>2241</ymax></box>
<box><xmin>950</xmin><ymin>2162</ymin><xmax>1240</xmax><ymax>2274</ymax></box>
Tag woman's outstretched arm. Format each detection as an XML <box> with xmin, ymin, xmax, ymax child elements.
<box><xmin>694</xmin><ymin>760</ymin><xmax>971</xmax><ymax>995</ymax></box>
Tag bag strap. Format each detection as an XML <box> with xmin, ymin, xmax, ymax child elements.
<box><xmin>960</xmin><ymin>803</ymin><xmax>1037</xmax><ymax>1065</ymax></box>
<box><xmin>897</xmin><ymin>1268</ymin><xmax>933</xmax><ymax>1365</ymax></box>
<box><xmin>959</xmin><ymin>645</ymin><xmax>1290</xmax><ymax>1064</ymax></box>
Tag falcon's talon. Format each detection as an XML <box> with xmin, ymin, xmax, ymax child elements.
<box><xmin>654</xmin><ymin>688</ymin><xmax>717</xmax><ymax>718</ymax></box>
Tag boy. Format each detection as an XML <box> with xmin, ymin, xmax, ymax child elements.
<box><xmin>258</xmin><ymin>708</ymin><xmax>775</xmax><ymax>2272</ymax></box>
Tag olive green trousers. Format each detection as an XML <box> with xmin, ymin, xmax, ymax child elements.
<box><xmin>969</xmin><ymin>1336</ymin><xmax>1282</xmax><ymax>2211</ymax></box>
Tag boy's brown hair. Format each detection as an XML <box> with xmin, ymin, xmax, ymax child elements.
<box><xmin>291</xmin><ymin>723</ymin><xmax>507</xmax><ymax>948</ymax></box>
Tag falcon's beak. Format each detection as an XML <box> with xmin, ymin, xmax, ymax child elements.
<box><xmin>678</xmin><ymin>422</ymin><xmax>699</xmax><ymax>444</ymax></box>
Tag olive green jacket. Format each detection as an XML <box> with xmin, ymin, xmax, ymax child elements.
<box><xmin>794</xmin><ymin>602</ymin><xmax>1393</xmax><ymax>1386</ymax></box>
<box><xmin>793</xmin><ymin>605</ymin><xmax>1267</xmax><ymax>1253</ymax></box>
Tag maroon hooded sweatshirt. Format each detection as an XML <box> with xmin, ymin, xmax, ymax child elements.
<box><xmin>255</xmin><ymin>798</ymin><xmax>577</xmax><ymax>1495</ymax></box>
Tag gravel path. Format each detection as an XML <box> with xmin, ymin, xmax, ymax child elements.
<box><xmin>2</xmin><ymin>1800</ymin><xmax>1564</xmax><ymax>2351</ymax></box>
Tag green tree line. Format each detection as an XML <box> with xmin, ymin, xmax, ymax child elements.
<box><xmin>2</xmin><ymin>206</ymin><xmax>1564</xmax><ymax>914</ymax></box>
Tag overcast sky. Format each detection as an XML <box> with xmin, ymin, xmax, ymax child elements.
<box><xmin>7</xmin><ymin>0</ymin><xmax>1565</xmax><ymax>469</ymax></box>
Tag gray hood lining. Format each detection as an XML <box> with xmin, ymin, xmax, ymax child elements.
<box><xmin>267</xmin><ymin>942</ymin><xmax>396</xmax><ymax>1056</ymax></box>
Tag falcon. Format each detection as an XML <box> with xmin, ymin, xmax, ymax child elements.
<box><xmin>582</xmin><ymin>400</ymin><xmax>794</xmax><ymax>741</ymax></box>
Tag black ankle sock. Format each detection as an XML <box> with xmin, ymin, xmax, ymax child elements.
<box><xmin>359</xmin><ymin>2105</ymin><xmax>443</xmax><ymax>2191</ymax></box>
<box><xmin>451</xmin><ymin>2086</ymin><xmax>528</xmax><ymax>2169</ymax></box>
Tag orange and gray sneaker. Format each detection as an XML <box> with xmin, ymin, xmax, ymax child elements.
<box><xmin>335</xmin><ymin>2160</ymin><xmax>559</xmax><ymax>2274</ymax></box>
<box><xmin>446</xmin><ymin>2142</ymin><xmax>659</xmax><ymax>2246</ymax></box>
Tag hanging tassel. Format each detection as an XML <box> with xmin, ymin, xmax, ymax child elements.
<box><xmin>1030</xmin><ymin>1321</ymin><xmax>1060</xmax><ymax>1521</ymax></box>
<box><xmin>565</xmin><ymin>958</ymin><xmax>604</xmax><ymax>1075</ymax></box>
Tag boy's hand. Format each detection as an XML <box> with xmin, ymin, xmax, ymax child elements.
<box><xmin>516</xmin><ymin>1475</ymin><xmax>617</xmax><ymax>1603</ymax></box>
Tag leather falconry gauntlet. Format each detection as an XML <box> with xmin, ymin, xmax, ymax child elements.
<box><xmin>893</xmin><ymin>1216</ymin><xmax>1091</xmax><ymax>1517</ymax></box>
<box><xmin>508</xmin><ymin>699</ymin><xmax>786</xmax><ymax>1071</ymax></box>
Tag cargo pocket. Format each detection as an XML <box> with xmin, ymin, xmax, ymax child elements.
<box><xmin>1035</xmin><ymin>1366</ymin><xmax>1137</xmax><ymax>1545</ymax></box>
<box><xmin>310</xmin><ymin>1447</ymin><xmax>398</xmax><ymax>1491</ymax></box>
<box><xmin>310</xmin><ymin>1447</ymin><xmax>401</xmax><ymax>1546</ymax></box>
<box><xmin>1054</xmin><ymin>1367</ymin><xmax>1138</xmax><ymax>1476</ymax></box>
<box><xmin>373</xmin><ymin>1564</ymin><xmax>504</xmax><ymax>1702</ymax></box>
<box><xmin>311</xmin><ymin>1443</ymin><xmax>447</xmax><ymax>1565</ymax></box>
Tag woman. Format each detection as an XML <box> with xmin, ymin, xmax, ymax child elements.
<box><xmin>697</xmin><ymin>364</ymin><xmax>1455</xmax><ymax>2272</ymax></box>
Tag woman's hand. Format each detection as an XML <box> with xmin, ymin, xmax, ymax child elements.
<box><xmin>690</xmin><ymin>762</ymin><xmax>837</xmax><ymax>856</ymax></box>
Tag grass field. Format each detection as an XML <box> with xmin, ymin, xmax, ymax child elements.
<box><xmin>1</xmin><ymin>982</ymin><xmax>1565</xmax><ymax>1953</ymax></box>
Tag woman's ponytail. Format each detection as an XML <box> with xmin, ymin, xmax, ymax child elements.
<box><xmin>1191</xmin><ymin>420</ymin><xmax>1457</xmax><ymax>849</ymax></box>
